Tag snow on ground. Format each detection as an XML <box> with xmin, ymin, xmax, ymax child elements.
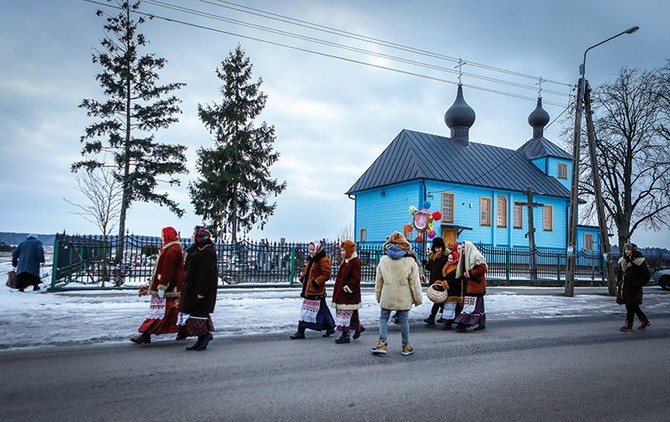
<box><xmin>1</xmin><ymin>253</ymin><xmax>668</xmax><ymax>350</ymax></box>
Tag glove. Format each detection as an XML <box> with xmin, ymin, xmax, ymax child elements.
<box><xmin>310</xmin><ymin>279</ymin><xmax>319</xmax><ymax>290</ymax></box>
<box><xmin>157</xmin><ymin>288</ymin><xmax>165</xmax><ymax>299</ymax></box>
<box><xmin>343</xmin><ymin>285</ymin><xmax>352</xmax><ymax>293</ymax></box>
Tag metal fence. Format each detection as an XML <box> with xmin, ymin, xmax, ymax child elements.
<box><xmin>51</xmin><ymin>233</ymin><xmax>608</xmax><ymax>290</ymax></box>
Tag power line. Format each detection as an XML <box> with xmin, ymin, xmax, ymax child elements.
<box><xmin>83</xmin><ymin>0</ymin><xmax>573</xmax><ymax>108</ymax></box>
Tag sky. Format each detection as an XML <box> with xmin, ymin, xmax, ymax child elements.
<box><xmin>1</xmin><ymin>0</ymin><xmax>669</xmax><ymax>246</ymax></box>
<box><xmin>2</xmin><ymin>254</ymin><xmax>669</xmax><ymax>350</ymax></box>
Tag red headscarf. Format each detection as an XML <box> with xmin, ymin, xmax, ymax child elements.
<box><xmin>161</xmin><ymin>227</ymin><xmax>179</xmax><ymax>248</ymax></box>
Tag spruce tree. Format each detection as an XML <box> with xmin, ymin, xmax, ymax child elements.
<box><xmin>74</xmin><ymin>1</ymin><xmax>187</xmax><ymax>263</ymax></box>
<box><xmin>190</xmin><ymin>46</ymin><xmax>286</xmax><ymax>242</ymax></box>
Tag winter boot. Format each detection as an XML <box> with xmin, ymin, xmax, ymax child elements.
<box><xmin>473</xmin><ymin>324</ymin><xmax>486</xmax><ymax>331</ymax></box>
<box><xmin>186</xmin><ymin>333</ymin><xmax>210</xmax><ymax>350</ymax></box>
<box><xmin>193</xmin><ymin>333</ymin><xmax>213</xmax><ymax>351</ymax></box>
<box><xmin>130</xmin><ymin>332</ymin><xmax>151</xmax><ymax>344</ymax></box>
<box><xmin>638</xmin><ymin>321</ymin><xmax>651</xmax><ymax>330</ymax></box>
<box><xmin>455</xmin><ymin>323</ymin><xmax>468</xmax><ymax>333</ymax></box>
<box><xmin>620</xmin><ymin>322</ymin><xmax>633</xmax><ymax>332</ymax></box>
<box><xmin>322</xmin><ymin>327</ymin><xmax>335</xmax><ymax>337</ymax></box>
<box><xmin>353</xmin><ymin>325</ymin><xmax>366</xmax><ymax>340</ymax></box>
<box><xmin>335</xmin><ymin>331</ymin><xmax>350</xmax><ymax>344</ymax></box>
<box><xmin>424</xmin><ymin>315</ymin><xmax>436</xmax><ymax>325</ymax></box>
<box><xmin>401</xmin><ymin>343</ymin><xmax>414</xmax><ymax>356</ymax></box>
<box><xmin>289</xmin><ymin>327</ymin><xmax>306</xmax><ymax>339</ymax></box>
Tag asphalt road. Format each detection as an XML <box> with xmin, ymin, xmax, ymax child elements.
<box><xmin>1</xmin><ymin>313</ymin><xmax>668</xmax><ymax>421</ymax></box>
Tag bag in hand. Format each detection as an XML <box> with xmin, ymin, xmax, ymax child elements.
<box><xmin>6</xmin><ymin>270</ymin><xmax>17</xmax><ymax>289</ymax></box>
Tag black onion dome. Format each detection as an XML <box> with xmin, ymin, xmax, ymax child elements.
<box><xmin>528</xmin><ymin>97</ymin><xmax>550</xmax><ymax>138</ymax></box>
<box><xmin>444</xmin><ymin>84</ymin><xmax>476</xmax><ymax>129</ymax></box>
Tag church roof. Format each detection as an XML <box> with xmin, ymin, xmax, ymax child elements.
<box><xmin>346</xmin><ymin>129</ymin><xmax>571</xmax><ymax>198</ymax></box>
<box><xmin>517</xmin><ymin>136</ymin><xmax>572</xmax><ymax>160</ymax></box>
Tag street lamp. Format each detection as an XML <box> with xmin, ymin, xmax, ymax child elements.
<box><xmin>565</xmin><ymin>26</ymin><xmax>639</xmax><ymax>297</ymax></box>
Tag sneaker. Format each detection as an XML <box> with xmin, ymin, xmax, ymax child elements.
<box><xmin>401</xmin><ymin>343</ymin><xmax>414</xmax><ymax>356</ymax></box>
<box><xmin>638</xmin><ymin>321</ymin><xmax>651</xmax><ymax>330</ymax></box>
<box><xmin>620</xmin><ymin>323</ymin><xmax>633</xmax><ymax>332</ymax></box>
<box><xmin>371</xmin><ymin>341</ymin><xmax>388</xmax><ymax>355</ymax></box>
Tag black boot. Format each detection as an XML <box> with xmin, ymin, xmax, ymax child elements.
<box><xmin>353</xmin><ymin>325</ymin><xmax>366</xmax><ymax>340</ymax></box>
<box><xmin>187</xmin><ymin>334</ymin><xmax>211</xmax><ymax>350</ymax></box>
<box><xmin>455</xmin><ymin>323</ymin><xmax>468</xmax><ymax>333</ymax></box>
<box><xmin>335</xmin><ymin>331</ymin><xmax>350</xmax><ymax>344</ymax></box>
<box><xmin>322</xmin><ymin>327</ymin><xmax>335</xmax><ymax>337</ymax></box>
<box><xmin>289</xmin><ymin>327</ymin><xmax>306</xmax><ymax>339</ymax></box>
<box><xmin>424</xmin><ymin>314</ymin><xmax>436</xmax><ymax>325</ymax></box>
<box><xmin>194</xmin><ymin>333</ymin><xmax>213</xmax><ymax>351</ymax></box>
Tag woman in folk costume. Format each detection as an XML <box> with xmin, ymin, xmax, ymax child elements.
<box><xmin>440</xmin><ymin>247</ymin><xmax>461</xmax><ymax>330</ymax></box>
<box><xmin>289</xmin><ymin>240</ymin><xmax>336</xmax><ymax>339</ymax></box>
<box><xmin>331</xmin><ymin>240</ymin><xmax>365</xmax><ymax>344</ymax></box>
<box><xmin>177</xmin><ymin>226</ymin><xmax>218</xmax><ymax>351</ymax></box>
<box><xmin>617</xmin><ymin>243</ymin><xmax>651</xmax><ymax>332</ymax></box>
<box><xmin>131</xmin><ymin>227</ymin><xmax>184</xmax><ymax>344</ymax></box>
<box><xmin>453</xmin><ymin>240</ymin><xmax>488</xmax><ymax>333</ymax></box>
<box><xmin>423</xmin><ymin>237</ymin><xmax>450</xmax><ymax>325</ymax></box>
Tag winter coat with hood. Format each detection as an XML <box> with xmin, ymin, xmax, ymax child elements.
<box><xmin>300</xmin><ymin>249</ymin><xmax>331</xmax><ymax>299</ymax></box>
<box><xmin>148</xmin><ymin>241</ymin><xmax>184</xmax><ymax>298</ymax></box>
<box><xmin>617</xmin><ymin>253</ymin><xmax>650</xmax><ymax>306</ymax></box>
<box><xmin>180</xmin><ymin>239</ymin><xmax>217</xmax><ymax>317</ymax></box>
<box><xmin>375</xmin><ymin>245</ymin><xmax>423</xmax><ymax>311</ymax></box>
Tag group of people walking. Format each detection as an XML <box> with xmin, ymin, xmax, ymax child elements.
<box><xmin>130</xmin><ymin>227</ymin><xmax>652</xmax><ymax>354</ymax></box>
<box><xmin>131</xmin><ymin>226</ymin><xmax>218</xmax><ymax>351</ymax></box>
<box><xmin>288</xmin><ymin>232</ymin><xmax>490</xmax><ymax>356</ymax></box>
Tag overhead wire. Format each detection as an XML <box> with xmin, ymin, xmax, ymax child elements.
<box><xmin>84</xmin><ymin>0</ymin><xmax>574</xmax><ymax>108</ymax></box>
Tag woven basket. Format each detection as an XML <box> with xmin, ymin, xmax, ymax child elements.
<box><xmin>426</xmin><ymin>284</ymin><xmax>448</xmax><ymax>303</ymax></box>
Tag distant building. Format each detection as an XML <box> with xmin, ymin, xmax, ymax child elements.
<box><xmin>346</xmin><ymin>85</ymin><xmax>599</xmax><ymax>252</ymax></box>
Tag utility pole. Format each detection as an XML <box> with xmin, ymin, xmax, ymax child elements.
<box><xmin>583</xmin><ymin>81</ymin><xmax>618</xmax><ymax>295</ymax></box>
<box><xmin>565</xmin><ymin>80</ymin><xmax>583</xmax><ymax>297</ymax></box>
<box><xmin>518</xmin><ymin>185</ymin><xmax>544</xmax><ymax>280</ymax></box>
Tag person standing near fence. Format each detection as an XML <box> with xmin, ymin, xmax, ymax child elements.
<box><xmin>289</xmin><ymin>240</ymin><xmax>336</xmax><ymax>339</ymax></box>
<box><xmin>616</xmin><ymin>243</ymin><xmax>651</xmax><ymax>332</ymax></box>
<box><xmin>371</xmin><ymin>231</ymin><xmax>423</xmax><ymax>356</ymax></box>
<box><xmin>177</xmin><ymin>226</ymin><xmax>218</xmax><ymax>351</ymax></box>
<box><xmin>11</xmin><ymin>234</ymin><xmax>45</xmax><ymax>292</ymax></box>
<box><xmin>454</xmin><ymin>240</ymin><xmax>488</xmax><ymax>333</ymax></box>
<box><xmin>440</xmin><ymin>248</ymin><xmax>461</xmax><ymax>330</ymax></box>
<box><xmin>331</xmin><ymin>240</ymin><xmax>365</xmax><ymax>344</ymax></box>
<box><xmin>131</xmin><ymin>227</ymin><xmax>184</xmax><ymax>344</ymax></box>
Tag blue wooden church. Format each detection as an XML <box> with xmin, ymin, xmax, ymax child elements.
<box><xmin>346</xmin><ymin>85</ymin><xmax>599</xmax><ymax>253</ymax></box>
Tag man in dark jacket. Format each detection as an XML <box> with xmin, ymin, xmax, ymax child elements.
<box><xmin>12</xmin><ymin>234</ymin><xmax>45</xmax><ymax>292</ymax></box>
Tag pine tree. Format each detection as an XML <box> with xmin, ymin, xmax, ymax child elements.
<box><xmin>74</xmin><ymin>1</ymin><xmax>188</xmax><ymax>263</ymax></box>
<box><xmin>190</xmin><ymin>46</ymin><xmax>286</xmax><ymax>242</ymax></box>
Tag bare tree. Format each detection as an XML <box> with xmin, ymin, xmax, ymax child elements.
<box><xmin>583</xmin><ymin>67</ymin><xmax>670</xmax><ymax>250</ymax></box>
<box><xmin>64</xmin><ymin>166</ymin><xmax>122</xmax><ymax>286</ymax></box>
<box><xmin>336</xmin><ymin>222</ymin><xmax>354</xmax><ymax>242</ymax></box>
<box><xmin>64</xmin><ymin>167</ymin><xmax>122</xmax><ymax>238</ymax></box>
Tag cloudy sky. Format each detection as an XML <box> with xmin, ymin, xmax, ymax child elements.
<box><xmin>1</xmin><ymin>0</ymin><xmax>669</xmax><ymax>246</ymax></box>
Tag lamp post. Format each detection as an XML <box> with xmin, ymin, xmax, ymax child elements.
<box><xmin>565</xmin><ymin>26</ymin><xmax>639</xmax><ymax>297</ymax></box>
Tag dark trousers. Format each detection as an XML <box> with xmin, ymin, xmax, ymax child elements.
<box><xmin>16</xmin><ymin>272</ymin><xmax>40</xmax><ymax>291</ymax></box>
<box><xmin>625</xmin><ymin>303</ymin><xmax>648</xmax><ymax>324</ymax></box>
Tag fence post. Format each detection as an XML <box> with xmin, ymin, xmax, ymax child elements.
<box><xmin>51</xmin><ymin>236</ymin><xmax>60</xmax><ymax>290</ymax></box>
<box><xmin>505</xmin><ymin>250</ymin><xmax>510</xmax><ymax>281</ymax></box>
<box><xmin>289</xmin><ymin>246</ymin><xmax>295</xmax><ymax>286</ymax></box>
<box><xmin>556</xmin><ymin>253</ymin><xmax>561</xmax><ymax>283</ymax></box>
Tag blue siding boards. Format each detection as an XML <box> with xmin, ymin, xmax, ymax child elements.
<box><xmin>346</xmin><ymin>90</ymin><xmax>599</xmax><ymax>253</ymax></box>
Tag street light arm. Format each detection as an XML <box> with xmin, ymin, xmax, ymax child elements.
<box><xmin>580</xmin><ymin>26</ymin><xmax>639</xmax><ymax>77</ymax></box>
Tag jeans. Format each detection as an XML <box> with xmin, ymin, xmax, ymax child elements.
<box><xmin>379</xmin><ymin>308</ymin><xmax>410</xmax><ymax>345</ymax></box>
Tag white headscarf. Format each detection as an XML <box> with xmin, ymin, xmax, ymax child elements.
<box><xmin>456</xmin><ymin>240</ymin><xmax>487</xmax><ymax>278</ymax></box>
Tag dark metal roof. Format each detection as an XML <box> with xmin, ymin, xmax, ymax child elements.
<box><xmin>346</xmin><ymin>129</ymin><xmax>571</xmax><ymax>198</ymax></box>
<box><xmin>517</xmin><ymin>136</ymin><xmax>572</xmax><ymax>160</ymax></box>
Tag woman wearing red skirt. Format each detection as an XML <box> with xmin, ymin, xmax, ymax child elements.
<box><xmin>131</xmin><ymin>227</ymin><xmax>184</xmax><ymax>344</ymax></box>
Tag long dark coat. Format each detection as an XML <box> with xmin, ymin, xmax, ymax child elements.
<box><xmin>425</xmin><ymin>252</ymin><xmax>449</xmax><ymax>285</ymax></box>
<box><xmin>331</xmin><ymin>256</ymin><xmax>362</xmax><ymax>310</ymax></box>
<box><xmin>180</xmin><ymin>240</ymin><xmax>218</xmax><ymax>317</ymax></box>
<box><xmin>617</xmin><ymin>256</ymin><xmax>650</xmax><ymax>306</ymax></box>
